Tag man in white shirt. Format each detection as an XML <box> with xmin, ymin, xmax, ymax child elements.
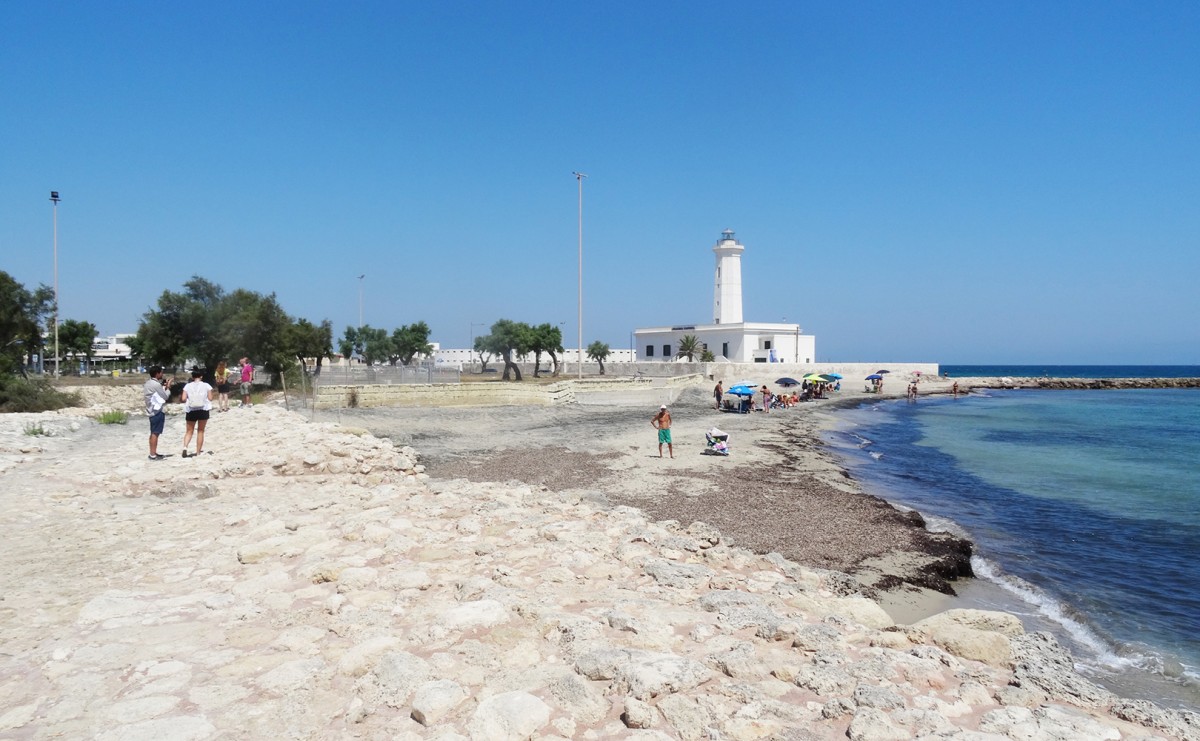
<box><xmin>143</xmin><ymin>365</ymin><xmax>170</xmax><ymax>460</ymax></box>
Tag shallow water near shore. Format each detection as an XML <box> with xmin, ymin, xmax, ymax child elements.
<box><xmin>827</xmin><ymin>388</ymin><xmax>1200</xmax><ymax>710</ymax></box>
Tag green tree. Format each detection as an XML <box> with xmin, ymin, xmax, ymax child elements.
<box><xmin>290</xmin><ymin>319</ymin><xmax>334</xmax><ymax>375</ymax></box>
<box><xmin>57</xmin><ymin>319</ymin><xmax>98</xmax><ymax>375</ymax></box>
<box><xmin>700</xmin><ymin>348</ymin><xmax>716</xmax><ymax>362</ymax></box>
<box><xmin>675</xmin><ymin>334</ymin><xmax>702</xmax><ymax>362</ymax></box>
<box><xmin>0</xmin><ymin>271</ymin><xmax>54</xmax><ymax>377</ymax></box>
<box><xmin>390</xmin><ymin>321</ymin><xmax>434</xmax><ymax>366</ymax></box>
<box><xmin>338</xmin><ymin>326</ymin><xmax>365</xmax><ymax>362</ymax></box>
<box><xmin>587</xmin><ymin>341</ymin><xmax>610</xmax><ymax>375</ymax></box>
<box><xmin>361</xmin><ymin>326</ymin><xmax>393</xmax><ymax>366</ymax></box>
<box><xmin>480</xmin><ymin>319</ymin><xmax>534</xmax><ymax>381</ymax></box>
<box><xmin>136</xmin><ymin>276</ymin><xmax>310</xmax><ymax>385</ymax></box>
<box><xmin>472</xmin><ymin>334</ymin><xmax>495</xmax><ymax>372</ymax></box>
<box><xmin>529</xmin><ymin>323</ymin><xmax>564</xmax><ymax>378</ymax></box>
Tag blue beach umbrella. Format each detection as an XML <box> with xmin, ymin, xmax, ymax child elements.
<box><xmin>865</xmin><ymin>374</ymin><xmax>883</xmax><ymax>380</ymax></box>
<box><xmin>825</xmin><ymin>373</ymin><xmax>844</xmax><ymax>379</ymax></box>
<box><xmin>727</xmin><ymin>385</ymin><xmax>756</xmax><ymax>396</ymax></box>
<box><xmin>775</xmin><ymin>377</ymin><xmax>800</xmax><ymax>386</ymax></box>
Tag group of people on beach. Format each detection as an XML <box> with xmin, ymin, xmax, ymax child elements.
<box><xmin>143</xmin><ymin>358</ymin><xmax>255</xmax><ymax>460</ymax></box>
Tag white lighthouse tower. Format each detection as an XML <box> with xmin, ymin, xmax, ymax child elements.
<box><xmin>712</xmin><ymin>229</ymin><xmax>744</xmax><ymax>325</ymax></box>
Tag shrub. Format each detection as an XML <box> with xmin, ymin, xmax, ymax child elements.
<box><xmin>0</xmin><ymin>376</ymin><xmax>80</xmax><ymax>413</ymax></box>
<box><xmin>96</xmin><ymin>410</ymin><xmax>129</xmax><ymax>425</ymax></box>
<box><xmin>23</xmin><ymin>422</ymin><xmax>49</xmax><ymax>436</ymax></box>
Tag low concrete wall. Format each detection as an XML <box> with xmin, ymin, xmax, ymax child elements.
<box><xmin>314</xmin><ymin>374</ymin><xmax>706</xmax><ymax>410</ymax></box>
<box><xmin>702</xmin><ymin>362</ymin><xmax>941</xmax><ymax>386</ymax></box>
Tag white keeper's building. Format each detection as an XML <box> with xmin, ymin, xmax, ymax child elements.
<box><xmin>633</xmin><ymin>230</ymin><xmax>816</xmax><ymax>363</ymax></box>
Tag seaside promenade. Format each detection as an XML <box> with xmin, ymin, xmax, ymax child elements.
<box><xmin>0</xmin><ymin>381</ymin><xmax>1197</xmax><ymax>739</ymax></box>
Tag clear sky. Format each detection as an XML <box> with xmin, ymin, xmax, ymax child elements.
<box><xmin>3</xmin><ymin>2</ymin><xmax>1197</xmax><ymax>364</ymax></box>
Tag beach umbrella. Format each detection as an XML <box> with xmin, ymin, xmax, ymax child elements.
<box><xmin>818</xmin><ymin>374</ymin><xmax>839</xmax><ymax>383</ymax></box>
<box><xmin>775</xmin><ymin>377</ymin><xmax>800</xmax><ymax>386</ymax></box>
<box><xmin>732</xmin><ymin>380</ymin><xmax>756</xmax><ymax>388</ymax></box>
<box><xmin>727</xmin><ymin>385</ymin><xmax>755</xmax><ymax>396</ymax></box>
<box><xmin>875</xmin><ymin>369</ymin><xmax>891</xmax><ymax>374</ymax></box>
<box><xmin>802</xmin><ymin>373</ymin><xmax>824</xmax><ymax>381</ymax></box>
<box><xmin>825</xmin><ymin>373</ymin><xmax>844</xmax><ymax>379</ymax></box>
<box><xmin>866</xmin><ymin>374</ymin><xmax>883</xmax><ymax>380</ymax></box>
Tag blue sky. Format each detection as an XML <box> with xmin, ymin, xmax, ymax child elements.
<box><xmin>3</xmin><ymin>2</ymin><xmax>1197</xmax><ymax>364</ymax></box>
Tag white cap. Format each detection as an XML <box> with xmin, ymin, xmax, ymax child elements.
<box><xmin>660</xmin><ymin>405</ymin><xmax>667</xmax><ymax>409</ymax></box>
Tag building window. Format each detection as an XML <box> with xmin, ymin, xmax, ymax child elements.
<box><xmin>663</xmin><ymin>344</ymin><xmax>671</xmax><ymax>358</ymax></box>
<box><xmin>722</xmin><ymin>342</ymin><xmax>728</xmax><ymax>358</ymax></box>
<box><xmin>646</xmin><ymin>345</ymin><xmax>654</xmax><ymax>357</ymax></box>
<box><xmin>764</xmin><ymin>340</ymin><xmax>772</xmax><ymax>350</ymax></box>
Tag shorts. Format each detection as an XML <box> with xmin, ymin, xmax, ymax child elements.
<box><xmin>217</xmin><ymin>383</ymin><xmax>231</xmax><ymax>394</ymax></box>
<box><xmin>185</xmin><ymin>409</ymin><xmax>210</xmax><ymax>422</ymax></box>
<box><xmin>240</xmin><ymin>382</ymin><xmax>252</xmax><ymax>396</ymax></box>
<box><xmin>657</xmin><ymin>428</ymin><xmax>672</xmax><ymax>444</ymax></box>
<box><xmin>148</xmin><ymin>411</ymin><xmax>165</xmax><ymax>435</ymax></box>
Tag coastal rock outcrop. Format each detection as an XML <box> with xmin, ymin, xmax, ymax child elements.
<box><xmin>0</xmin><ymin>394</ymin><xmax>1196</xmax><ymax>740</ymax></box>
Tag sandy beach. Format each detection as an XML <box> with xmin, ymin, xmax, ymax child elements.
<box><xmin>336</xmin><ymin>382</ymin><xmax>974</xmax><ymax>615</ymax></box>
<box><xmin>1</xmin><ymin>379</ymin><xmax>1197</xmax><ymax>740</ymax></box>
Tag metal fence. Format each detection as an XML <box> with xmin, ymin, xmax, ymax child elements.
<box><xmin>313</xmin><ymin>364</ymin><xmax>461</xmax><ymax>387</ymax></box>
<box><xmin>277</xmin><ymin>363</ymin><xmax>461</xmax><ymax>417</ymax></box>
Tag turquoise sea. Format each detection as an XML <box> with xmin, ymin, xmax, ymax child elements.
<box><xmin>827</xmin><ymin>377</ymin><xmax>1200</xmax><ymax>710</ymax></box>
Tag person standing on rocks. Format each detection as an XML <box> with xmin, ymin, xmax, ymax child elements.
<box><xmin>238</xmin><ymin>357</ymin><xmax>254</xmax><ymax>407</ymax></box>
<box><xmin>214</xmin><ymin>359</ymin><xmax>232</xmax><ymax>412</ymax></box>
<box><xmin>652</xmin><ymin>404</ymin><xmax>674</xmax><ymax>458</ymax></box>
<box><xmin>181</xmin><ymin>369</ymin><xmax>214</xmax><ymax>458</ymax></box>
<box><xmin>143</xmin><ymin>365</ymin><xmax>170</xmax><ymax>461</ymax></box>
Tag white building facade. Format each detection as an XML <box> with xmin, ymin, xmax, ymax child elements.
<box><xmin>633</xmin><ymin>230</ymin><xmax>816</xmax><ymax>363</ymax></box>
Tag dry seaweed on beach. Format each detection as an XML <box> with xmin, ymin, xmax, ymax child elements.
<box><xmin>347</xmin><ymin>390</ymin><xmax>974</xmax><ymax>596</ymax></box>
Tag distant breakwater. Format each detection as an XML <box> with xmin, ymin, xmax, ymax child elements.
<box><xmin>967</xmin><ymin>377</ymin><xmax>1200</xmax><ymax>390</ymax></box>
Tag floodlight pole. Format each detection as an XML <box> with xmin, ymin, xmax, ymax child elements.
<box><xmin>470</xmin><ymin>321</ymin><xmax>486</xmax><ymax>361</ymax></box>
<box><xmin>357</xmin><ymin>274</ymin><xmax>365</xmax><ymax>328</ymax></box>
<box><xmin>50</xmin><ymin>191</ymin><xmax>61</xmax><ymax>378</ymax></box>
<box><xmin>573</xmin><ymin>171</ymin><xmax>587</xmax><ymax>379</ymax></box>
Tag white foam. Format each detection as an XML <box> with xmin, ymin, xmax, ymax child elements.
<box><xmin>971</xmin><ymin>556</ymin><xmax>1139</xmax><ymax>672</ymax></box>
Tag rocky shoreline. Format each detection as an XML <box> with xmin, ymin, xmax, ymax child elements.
<box><xmin>0</xmin><ymin>386</ymin><xmax>1197</xmax><ymax>739</ymax></box>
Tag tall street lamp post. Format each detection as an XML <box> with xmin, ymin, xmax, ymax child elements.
<box><xmin>50</xmin><ymin>191</ymin><xmax>60</xmax><ymax>378</ymax></box>
<box><xmin>572</xmin><ymin>172</ymin><xmax>586</xmax><ymax>379</ymax></box>
<box><xmin>357</xmin><ymin>274</ymin><xmax>365</xmax><ymax>329</ymax></box>
<box><xmin>470</xmin><ymin>321</ymin><xmax>487</xmax><ymax>369</ymax></box>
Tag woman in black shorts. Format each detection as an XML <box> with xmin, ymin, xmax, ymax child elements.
<box><xmin>214</xmin><ymin>360</ymin><xmax>232</xmax><ymax>412</ymax></box>
<box><xmin>181</xmin><ymin>369</ymin><xmax>214</xmax><ymax>457</ymax></box>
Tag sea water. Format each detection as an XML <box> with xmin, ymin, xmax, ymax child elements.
<box><xmin>827</xmin><ymin>386</ymin><xmax>1200</xmax><ymax>709</ymax></box>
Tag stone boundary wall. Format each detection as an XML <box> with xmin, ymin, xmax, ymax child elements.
<box><xmin>313</xmin><ymin>374</ymin><xmax>706</xmax><ymax>410</ymax></box>
<box><xmin>703</xmin><ymin>362</ymin><xmax>941</xmax><ymax>384</ymax></box>
<box><xmin>469</xmin><ymin>362</ymin><xmax>943</xmax><ymax>381</ymax></box>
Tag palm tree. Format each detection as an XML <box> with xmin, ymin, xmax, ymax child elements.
<box><xmin>586</xmin><ymin>341</ymin><xmax>610</xmax><ymax>375</ymax></box>
<box><xmin>675</xmin><ymin>334</ymin><xmax>702</xmax><ymax>362</ymax></box>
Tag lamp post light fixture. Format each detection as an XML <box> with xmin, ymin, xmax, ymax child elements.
<box><xmin>572</xmin><ymin>171</ymin><xmax>587</xmax><ymax>379</ymax></box>
<box><xmin>50</xmin><ymin>191</ymin><xmax>60</xmax><ymax>378</ymax></box>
